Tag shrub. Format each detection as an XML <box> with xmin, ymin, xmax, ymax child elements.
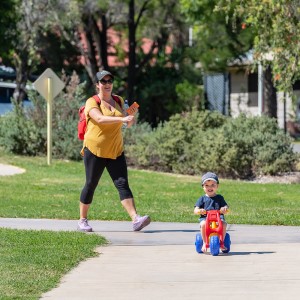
<box><xmin>126</xmin><ymin>109</ymin><xmax>227</xmax><ymax>173</ymax></box>
<box><xmin>1</xmin><ymin>77</ymin><xmax>297</xmax><ymax>179</ymax></box>
<box><xmin>0</xmin><ymin>99</ymin><xmax>45</xmax><ymax>156</ymax></box>
<box><xmin>0</xmin><ymin>71</ymin><xmax>86</xmax><ymax>160</ymax></box>
<box><xmin>124</xmin><ymin>112</ymin><xmax>298</xmax><ymax>178</ymax></box>
<box><xmin>218</xmin><ymin>114</ymin><xmax>297</xmax><ymax>177</ymax></box>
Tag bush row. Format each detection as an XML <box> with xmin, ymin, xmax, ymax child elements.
<box><xmin>0</xmin><ymin>76</ymin><xmax>298</xmax><ymax>178</ymax></box>
<box><xmin>124</xmin><ymin>110</ymin><xmax>298</xmax><ymax>178</ymax></box>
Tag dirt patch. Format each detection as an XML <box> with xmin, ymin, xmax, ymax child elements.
<box><xmin>250</xmin><ymin>172</ymin><xmax>300</xmax><ymax>184</ymax></box>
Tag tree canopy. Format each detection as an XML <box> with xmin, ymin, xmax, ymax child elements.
<box><xmin>216</xmin><ymin>0</ymin><xmax>300</xmax><ymax>94</ymax></box>
<box><xmin>180</xmin><ymin>0</ymin><xmax>254</xmax><ymax>71</ymax></box>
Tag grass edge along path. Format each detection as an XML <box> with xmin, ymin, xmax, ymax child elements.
<box><xmin>0</xmin><ymin>228</ymin><xmax>107</xmax><ymax>300</ymax></box>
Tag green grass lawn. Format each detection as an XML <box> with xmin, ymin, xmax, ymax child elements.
<box><xmin>0</xmin><ymin>153</ymin><xmax>299</xmax><ymax>225</ymax></box>
<box><xmin>0</xmin><ymin>153</ymin><xmax>299</xmax><ymax>299</ymax></box>
<box><xmin>0</xmin><ymin>229</ymin><xmax>106</xmax><ymax>300</ymax></box>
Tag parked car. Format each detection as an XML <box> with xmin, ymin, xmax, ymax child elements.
<box><xmin>0</xmin><ymin>81</ymin><xmax>32</xmax><ymax>115</ymax></box>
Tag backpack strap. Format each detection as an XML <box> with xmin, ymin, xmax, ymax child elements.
<box><xmin>92</xmin><ymin>95</ymin><xmax>101</xmax><ymax>104</ymax></box>
<box><xmin>85</xmin><ymin>96</ymin><xmax>101</xmax><ymax>125</ymax></box>
<box><xmin>92</xmin><ymin>94</ymin><xmax>123</xmax><ymax>108</ymax></box>
<box><xmin>112</xmin><ymin>94</ymin><xmax>124</xmax><ymax>108</ymax></box>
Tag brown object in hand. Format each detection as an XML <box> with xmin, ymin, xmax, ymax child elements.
<box><xmin>126</xmin><ymin>102</ymin><xmax>139</xmax><ymax>115</ymax></box>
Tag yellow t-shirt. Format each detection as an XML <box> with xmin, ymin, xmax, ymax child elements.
<box><xmin>81</xmin><ymin>95</ymin><xmax>124</xmax><ymax>159</ymax></box>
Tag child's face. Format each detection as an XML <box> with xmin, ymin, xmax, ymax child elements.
<box><xmin>202</xmin><ymin>180</ymin><xmax>218</xmax><ymax>197</ymax></box>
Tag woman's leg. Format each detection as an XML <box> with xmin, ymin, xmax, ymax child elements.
<box><xmin>78</xmin><ymin>148</ymin><xmax>105</xmax><ymax>231</ymax></box>
<box><xmin>80</xmin><ymin>202</ymin><xmax>90</xmax><ymax>220</ymax></box>
<box><xmin>80</xmin><ymin>148</ymin><xmax>106</xmax><ymax>206</ymax></box>
<box><xmin>106</xmin><ymin>153</ymin><xmax>136</xmax><ymax>219</ymax></box>
<box><xmin>106</xmin><ymin>153</ymin><xmax>150</xmax><ymax>230</ymax></box>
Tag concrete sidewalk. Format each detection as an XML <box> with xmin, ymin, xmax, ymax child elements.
<box><xmin>0</xmin><ymin>163</ymin><xmax>25</xmax><ymax>175</ymax></box>
<box><xmin>1</xmin><ymin>218</ymin><xmax>300</xmax><ymax>300</ymax></box>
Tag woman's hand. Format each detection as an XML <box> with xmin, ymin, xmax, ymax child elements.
<box><xmin>123</xmin><ymin>115</ymin><xmax>136</xmax><ymax>128</ymax></box>
<box><xmin>122</xmin><ymin>115</ymin><xmax>135</xmax><ymax>123</ymax></box>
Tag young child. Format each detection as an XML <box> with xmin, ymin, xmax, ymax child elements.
<box><xmin>194</xmin><ymin>172</ymin><xmax>229</xmax><ymax>252</ymax></box>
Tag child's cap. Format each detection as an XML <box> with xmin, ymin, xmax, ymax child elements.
<box><xmin>201</xmin><ymin>172</ymin><xmax>219</xmax><ymax>185</ymax></box>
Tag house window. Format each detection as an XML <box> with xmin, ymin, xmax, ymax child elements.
<box><xmin>293</xmin><ymin>80</ymin><xmax>300</xmax><ymax>90</ymax></box>
<box><xmin>248</xmin><ymin>72</ymin><xmax>258</xmax><ymax>106</ymax></box>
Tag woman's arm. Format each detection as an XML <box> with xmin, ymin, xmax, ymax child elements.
<box><xmin>89</xmin><ymin>107</ymin><xmax>134</xmax><ymax>124</ymax></box>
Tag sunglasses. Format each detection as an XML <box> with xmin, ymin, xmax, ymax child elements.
<box><xmin>100</xmin><ymin>79</ymin><xmax>114</xmax><ymax>85</ymax></box>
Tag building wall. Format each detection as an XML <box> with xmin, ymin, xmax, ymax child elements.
<box><xmin>229</xmin><ymin>70</ymin><xmax>295</xmax><ymax>129</ymax></box>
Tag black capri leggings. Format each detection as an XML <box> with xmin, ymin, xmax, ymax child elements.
<box><xmin>80</xmin><ymin>148</ymin><xmax>133</xmax><ymax>204</ymax></box>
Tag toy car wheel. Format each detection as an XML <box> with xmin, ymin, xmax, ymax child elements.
<box><xmin>221</xmin><ymin>233</ymin><xmax>231</xmax><ymax>253</ymax></box>
<box><xmin>195</xmin><ymin>233</ymin><xmax>203</xmax><ymax>253</ymax></box>
<box><xmin>210</xmin><ymin>235</ymin><xmax>220</xmax><ymax>256</ymax></box>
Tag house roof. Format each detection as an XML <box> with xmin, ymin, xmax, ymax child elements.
<box><xmin>79</xmin><ymin>28</ymin><xmax>172</xmax><ymax>67</ymax></box>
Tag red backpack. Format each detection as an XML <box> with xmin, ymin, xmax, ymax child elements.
<box><xmin>78</xmin><ymin>94</ymin><xmax>122</xmax><ymax>140</ymax></box>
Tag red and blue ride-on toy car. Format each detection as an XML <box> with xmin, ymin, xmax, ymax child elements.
<box><xmin>195</xmin><ymin>210</ymin><xmax>231</xmax><ymax>256</ymax></box>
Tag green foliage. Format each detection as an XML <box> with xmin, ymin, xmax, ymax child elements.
<box><xmin>216</xmin><ymin>115</ymin><xmax>296</xmax><ymax>177</ymax></box>
<box><xmin>0</xmin><ymin>71</ymin><xmax>86</xmax><ymax>160</ymax></box>
<box><xmin>126</xmin><ymin>109</ymin><xmax>227</xmax><ymax>172</ymax></box>
<box><xmin>135</xmin><ymin>65</ymin><xmax>181</xmax><ymax>126</ymax></box>
<box><xmin>0</xmin><ymin>99</ymin><xmax>45</xmax><ymax>156</ymax></box>
<box><xmin>125</xmin><ymin>111</ymin><xmax>298</xmax><ymax>177</ymax></box>
<box><xmin>51</xmin><ymin>71</ymin><xmax>86</xmax><ymax>160</ymax></box>
<box><xmin>216</xmin><ymin>0</ymin><xmax>300</xmax><ymax>94</ymax></box>
<box><xmin>135</xmin><ymin>48</ymin><xmax>204</xmax><ymax>126</ymax></box>
<box><xmin>0</xmin><ymin>1</ymin><xmax>17</xmax><ymax>61</ymax></box>
<box><xmin>1</xmin><ymin>84</ymin><xmax>297</xmax><ymax>178</ymax></box>
<box><xmin>180</xmin><ymin>0</ymin><xmax>254</xmax><ymax>72</ymax></box>
<box><xmin>175</xmin><ymin>79</ymin><xmax>204</xmax><ymax>110</ymax></box>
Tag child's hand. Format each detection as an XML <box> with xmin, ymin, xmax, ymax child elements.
<box><xmin>220</xmin><ymin>206</ymin><xmax>229</xmax><ymax>214</ymax></box>
<box><xmin>194</xmin><ymin>208</ymin><xmax>206</xmax><ymax>215</ymax></box>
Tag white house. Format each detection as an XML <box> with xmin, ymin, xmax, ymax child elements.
<box><xmin>204</xmin><ymin>56</ymin><xmax>300</xmax><ymax>136</ymax></box>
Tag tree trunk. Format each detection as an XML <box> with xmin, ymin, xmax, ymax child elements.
<box><xmin>127</xmin><ymin>0</ymin><xmax>136</xmax><ymax>103</ymax></box>
<box><xmin>99</xmin><ymin>14</ymin><xmax>109</xmax><ymax>71</ymax></box>
<box><xmin>264</xmin><ymin>66</ymin><xmax>277</xmax><ymax>119</ymax></box>
<box><xmin>13</xmin><ymin>52</ymin><xmax>29</xmax><ymax>103</ymax></box>
<box><xmin>82</xmin><ymin>15</ymin><xmax>98</xmax><ymax>83</ymax></box>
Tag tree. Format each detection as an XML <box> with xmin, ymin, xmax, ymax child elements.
<box><xmin>0</xmin><ymin>1</ymin><xmax>17</xmax><ymax>63</ymax></box>
<box><xmin>2</xmin><ymin>0</ymin><xmax>194</xmax><ymax>124</ymax></box>
<box><xmin>127</xmin><ymin>0</ymin><xmax>151</xmax><ymax>101</ymax></box>
<box><xmin>216</xmin><ymin>0</ymin><xmax>300</xmax><ymax>95</ymax></box>
<box><xmin>126</xmin><ymin>0</ymin><xmax>187</xmax><ymax>101</ymax></box>
<box><xmin>49</xmin><ymin>0</ymin><xmax>156</xmax><ymax>98</ymax></box>
<box><xmin>2</xmin><ymin>0</ymin><xmax>51</xmax><ymax>103</ymax></box>
<box><xmin>180</xmin><ymin>0</ymin><xmax>281</xmax><ymax>119</ymax></box>
<box><xmin>180</xmin><ymin>0</ymin><xmax>254</xmax><ymax>71</ymax></box>
<box><xmin>48</xmin><ymin>0</ymin><xmax>188</xmax><ymax>103</ymax></box>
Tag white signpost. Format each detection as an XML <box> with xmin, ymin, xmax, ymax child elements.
<box><xmin>33</xmin><ymin>68</ymin><xmax>65</xmax><ymax>165</ymax></box>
